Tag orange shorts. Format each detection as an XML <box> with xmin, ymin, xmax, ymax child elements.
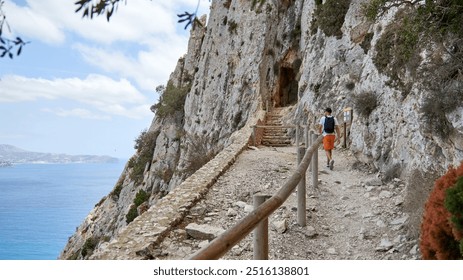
<box><xmin>323</xmin><ymin>135</ymin><xmax>335</xmax><ymax>151</ymax></box>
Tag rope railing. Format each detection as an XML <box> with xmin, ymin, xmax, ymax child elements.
<box><xmin>189</xmin><ymin>133</ymin><xmax>323</xmax><ymax>260</ymax></box>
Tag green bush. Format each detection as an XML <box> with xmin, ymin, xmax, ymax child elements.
<box><xmin>353</xmin><ymin>92</ymin><xmax>378</xmax><ymax>118</ymax></box>
<box><xmin>370</xmin><ymin>1</ymin><xmax>463</xmax><ymax>85</ymax></box>
<box><xmin>374</xmin><ymin>15</ymin><xmax>420</xmax><ymax>73</ymax></box>
<box><xmin>311</xmin><ymin>0</ymin><xmax>351</xmax><ymax>38</ymax></box>
<box><xmin>81</xmin><ymin>237</ymin><xmax>98</xmax><ymax>257</ymax></box>
<box><xmin>110</xmin><ymin>181</ymin><xmax>124</xmax><ymax>200</ymax></box>
<box><xmin>361</xmin><ymin>0</ymin><xmax>388</xmax><ymax>21</ymax></box>
<box><xmin>152</xmin><ymin>81</ymin><xmax>190</xmax><ymax>119</ymax></box>
<box><xmin>129</xmin><ymin>129</ymin><xmax>159</xmax><ymax>185</ymax></box>
<box><xmin>445</xmin><ymin>176</ymin><xmax>463</xmax><ymax>232</ymax></box>
<box><xmin>126</xmin><ymin>189</ymin><xmax>150</xmax><ymax>224</ymax></box>
<box><xmin>133</xmin><ymin>189</ymin><xmax>149</xmax><ymax>207</ymax></box>
<box><xmin>126</xmin><ymin>205</ymin><xmax>139</xmax><ymax>224</ymax></box>
<box><xmin>421</xmin><ymin>162</ymin><xmax>463</xmax><ymax>259</ymax></box>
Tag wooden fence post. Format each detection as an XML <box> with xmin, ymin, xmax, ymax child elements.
<box><xmin>343</xmin><ymin>122</ymin><xmax>347</xmax><ymax>148</ymax></box>
<box><xmin>253</xmin><ymin>194</ymin><xmax>270</xmax><ymax>260</ymax></box>
<box><xmin>252</xmin><ymin>125</ymin><xmax>256</xmax><ymax>146</ymax></box>
<box><xmin>304</xmin><ymin>126</ymin><xmax>309</xmax><ymax>148</ymax></box>
<box><xmin>297</xmin><ymin>146</ymin><xmax>307</xmax><ymax>227</ymax></box>
<box><xmin>309</xmin><ymin>130</ymin><xmax>314</xmax><ymax>173</ymax></box>
<box><xmin>311</xmin><ymin>133</ymin><xmax>318</xmax><ymax>189</ymax></box>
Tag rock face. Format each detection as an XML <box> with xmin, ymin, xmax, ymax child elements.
<box><xmin>59</xmin><ymin>0</ymin><xmax>462</xmax><ymax>259</ymax></box>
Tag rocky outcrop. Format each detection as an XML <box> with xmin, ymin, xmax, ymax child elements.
<box><xmin>60</xmin><ymin>0</ymin><xmax>462</xmax><ymax>259</ymax></box>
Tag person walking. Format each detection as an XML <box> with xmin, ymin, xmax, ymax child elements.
<box><xmin>319</xmin><ymin>108</ymin><xmax>340</xmax><ymax>170</ymax></box>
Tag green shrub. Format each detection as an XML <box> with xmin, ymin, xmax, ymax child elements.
<box><xmin>353</xmin><ymin>92</ymin><xmax>378</xmax><ymax>118</ymax></box>
<box><xmin>311</xmin><ymin>0</ymin><xmax>351</xmax><ymax>38</ymax></box>
<box><xmin>129</xmin><ymin>129</ymin><xmax>159</xmax><ymax>185</ymax></box>
<box><xmin>361</xmin><ymin>0</ymin><xmax>388</xmax><ymax>21</ymax></box>
<box><xmin>374</xmin><ymin>14</ymin><xmax>420</xmax><ymax>78</ymax></box>
<box><xmin>126</xmin><ymin>189</ymin><xmax>150</xmax><ymax>224</ymax></box>
<box><xmin>110</xmin><ymin>181</ymin><xmax>124</xmax><ymax>200</ymax></box>
<box><xmin>81</xmin><ymin>237</ymin><xmax>98</xmax><ymax>257</ymax></box>
<box><xmin>445</xmin><ymin>176</ymin><xmax>463</xmax><ymax>232</ymax></box>
<box><xmin>133</xmin><ymin>189</ymin><xmax>149</xmax><ymax>207</ymax></box>
<box><xmin>370</xmin><ymin>1</ymin><xmax>463</xmax><ymax>87</ymax></box>
<box><xmin>421</xmin><ymin>162</ymin><xmax>463</xmax><ymax>259</ymax></box>
<box><xmin>152</xmin><ymin>81</ymin><xmax>190</xmax><ymax>119</ymax></box>
<box><xmin>126</xmin><ymin>205</ymin><xmax>138</xmax><ymax>224</ymax></box>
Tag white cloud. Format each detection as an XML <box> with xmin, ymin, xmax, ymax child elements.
<box><xmin>3</xmin><ymin>2</ymin><xmax>65</xmax><ymax>44</ymax></box>
<box><xmin>1</xmin><ymin>0</ymin><xmax>211</xmax><ymax>117</ymax></box>
<box><xmin>41</xmin><ymin>108</ymin><xmax>111</xmax><ymax>120</ymax></box>
<box><xmin>5</xmin><ymin>0</ymin><xmax>210</xmax><ymax>94</ymax></box>
<box><xmin>5</xmin><ymin>0</ymin><xmax>209</xmax><ymax>44</ymax></box>
<box><xmin>73</xmin><ymin>37</ymin><xmax>187</xmax><ymax>91</ymax></box>
<box><xmin>0</xmin><ymin>74</ymin><xmax>152</xmax><ymax>119</ymax></box>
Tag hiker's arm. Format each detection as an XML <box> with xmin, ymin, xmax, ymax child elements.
<box><xmin>335</xmin><ymin>125</ymin><xmax>341</xmax><ymax>141</ymax></box>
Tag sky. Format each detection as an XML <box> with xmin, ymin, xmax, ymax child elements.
<box><xmin>0</xmin><ymin>0</ymin><xmax>210</xmax><ymax>159</ymax></box>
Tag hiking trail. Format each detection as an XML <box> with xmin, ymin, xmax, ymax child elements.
<box><xmin>155</xmin><ymin>145</ymin><xmax>420</xmax><ymax>260</ymax></box>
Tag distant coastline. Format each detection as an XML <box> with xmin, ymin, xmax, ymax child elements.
<box><xmin>0</xmin><ymin>160</ymin><xmax>13</xmax><ymax>167</ymax></box>
<box><xmin>0</xmin><ymin>144</ymin><xmax>118</xmax><ymax>164</ymax></box>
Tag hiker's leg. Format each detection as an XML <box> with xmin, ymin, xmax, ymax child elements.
<box><xmin>325</xmin><ymin>150</ymin><xmax>330</xmax><ymax>166</ymax></box>
<box><xmin>328</xmin><ymin>149</ymin><xmax>334</xmax><ymax>170</ymax></box>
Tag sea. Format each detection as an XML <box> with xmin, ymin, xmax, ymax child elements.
<box><xmin>0</xmin><ymin>161</ymin><xmax>126</xmax><ymax>260</ymax></box>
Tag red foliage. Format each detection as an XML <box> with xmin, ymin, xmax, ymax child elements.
<box><xmin>420</xmin><ymin>161</ymin><xmax>463</xmax><ymax>259</ymax></box>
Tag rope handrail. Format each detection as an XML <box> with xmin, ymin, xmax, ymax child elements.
<box><xmin>189</xmin><ymin>134</ymin><xmax>323</xmax><ymax>260</ymax></box>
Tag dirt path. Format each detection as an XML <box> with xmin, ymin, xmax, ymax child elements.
<box><xmin>156</xmin><ymin>145</ymin><xmax>421</xmax><ymax>260</ymax></box>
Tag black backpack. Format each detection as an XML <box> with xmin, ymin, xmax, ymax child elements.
<box><xmin>324</xmin><ymin>116</ymin><xmax>335</xmax><ymax>133</ymax></box>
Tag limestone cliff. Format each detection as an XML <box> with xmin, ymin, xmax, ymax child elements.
<box><xmin>59</xmin><ymin>0</ymin><xmax>463</xmax><ymax>259</ymax></box>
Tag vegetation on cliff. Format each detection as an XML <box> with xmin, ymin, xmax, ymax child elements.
<box><xmin>311</xmin><ymin>0</ymin><xmax>352</xmax><ymax>38</ymax></box>
<box><xmin>365</xmin><ymin>0</ymin><xmax>463</xmax><ymax>138</ymax></box>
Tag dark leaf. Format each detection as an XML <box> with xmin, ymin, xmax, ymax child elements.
<box><xmin>8</xmin><ymin>51</ymin><xmax>13</xmax><ymax>59</ymax></box>
<box><xmin>17</xmin><ymin>45</ymin><xmax>22</xmax><ymax>56</ymax></box>
<box><xmin>83</xmin><ymin>8</ymin><xmax>89</xmax><ymax>18</ymax></box>
<box><xmin>0</xmin><ymin>46</ymin><xmax>6</xmax><ymax>51</ymax></box>
<box><xmin>0</xmin><ymin>37</ymin><xmax>4</xmax><ymax>44</ymax></box>
<box><xmin>0</xmin><ymin>50</ymin><xmax>6</xmax><ymax>57</ymax></box>
<box><xmin>106</xmin><ymin>6</ymin><xmax>114</xmax><ymax>21</ymax></box>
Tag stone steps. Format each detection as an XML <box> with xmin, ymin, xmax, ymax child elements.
<box><xmin>262</xmin><ymin>108</ymin><xmax>292</xmax><ymax>147</ymax></box>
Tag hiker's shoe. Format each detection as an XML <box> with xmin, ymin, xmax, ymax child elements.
<box><xmin>329</xmin><ymin>160</ymin><xmax>334</xmax><ymax>170</ymax></box>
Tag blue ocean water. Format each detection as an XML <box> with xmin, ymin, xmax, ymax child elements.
<box><xmin>0</xmin><ymin>162</ymin><xmax>126</xmax><ymax>260</ymax></box>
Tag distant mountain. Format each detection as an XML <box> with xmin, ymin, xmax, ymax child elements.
<box><xmin>0</xmin><ymin>144</ymin><xmax>118</xmax><ymax>164</ymax></box>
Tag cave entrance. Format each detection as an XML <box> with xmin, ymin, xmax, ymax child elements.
<box><xmin>274</xmin><ymin>66</ymin><xmax>298</xmax><ymax>108</ymax></box>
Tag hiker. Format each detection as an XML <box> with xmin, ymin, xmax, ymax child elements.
<box><xmin>319</xmin><ymin>107</ymin><xmax>340</xmax><ymax>170</ymax></box>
